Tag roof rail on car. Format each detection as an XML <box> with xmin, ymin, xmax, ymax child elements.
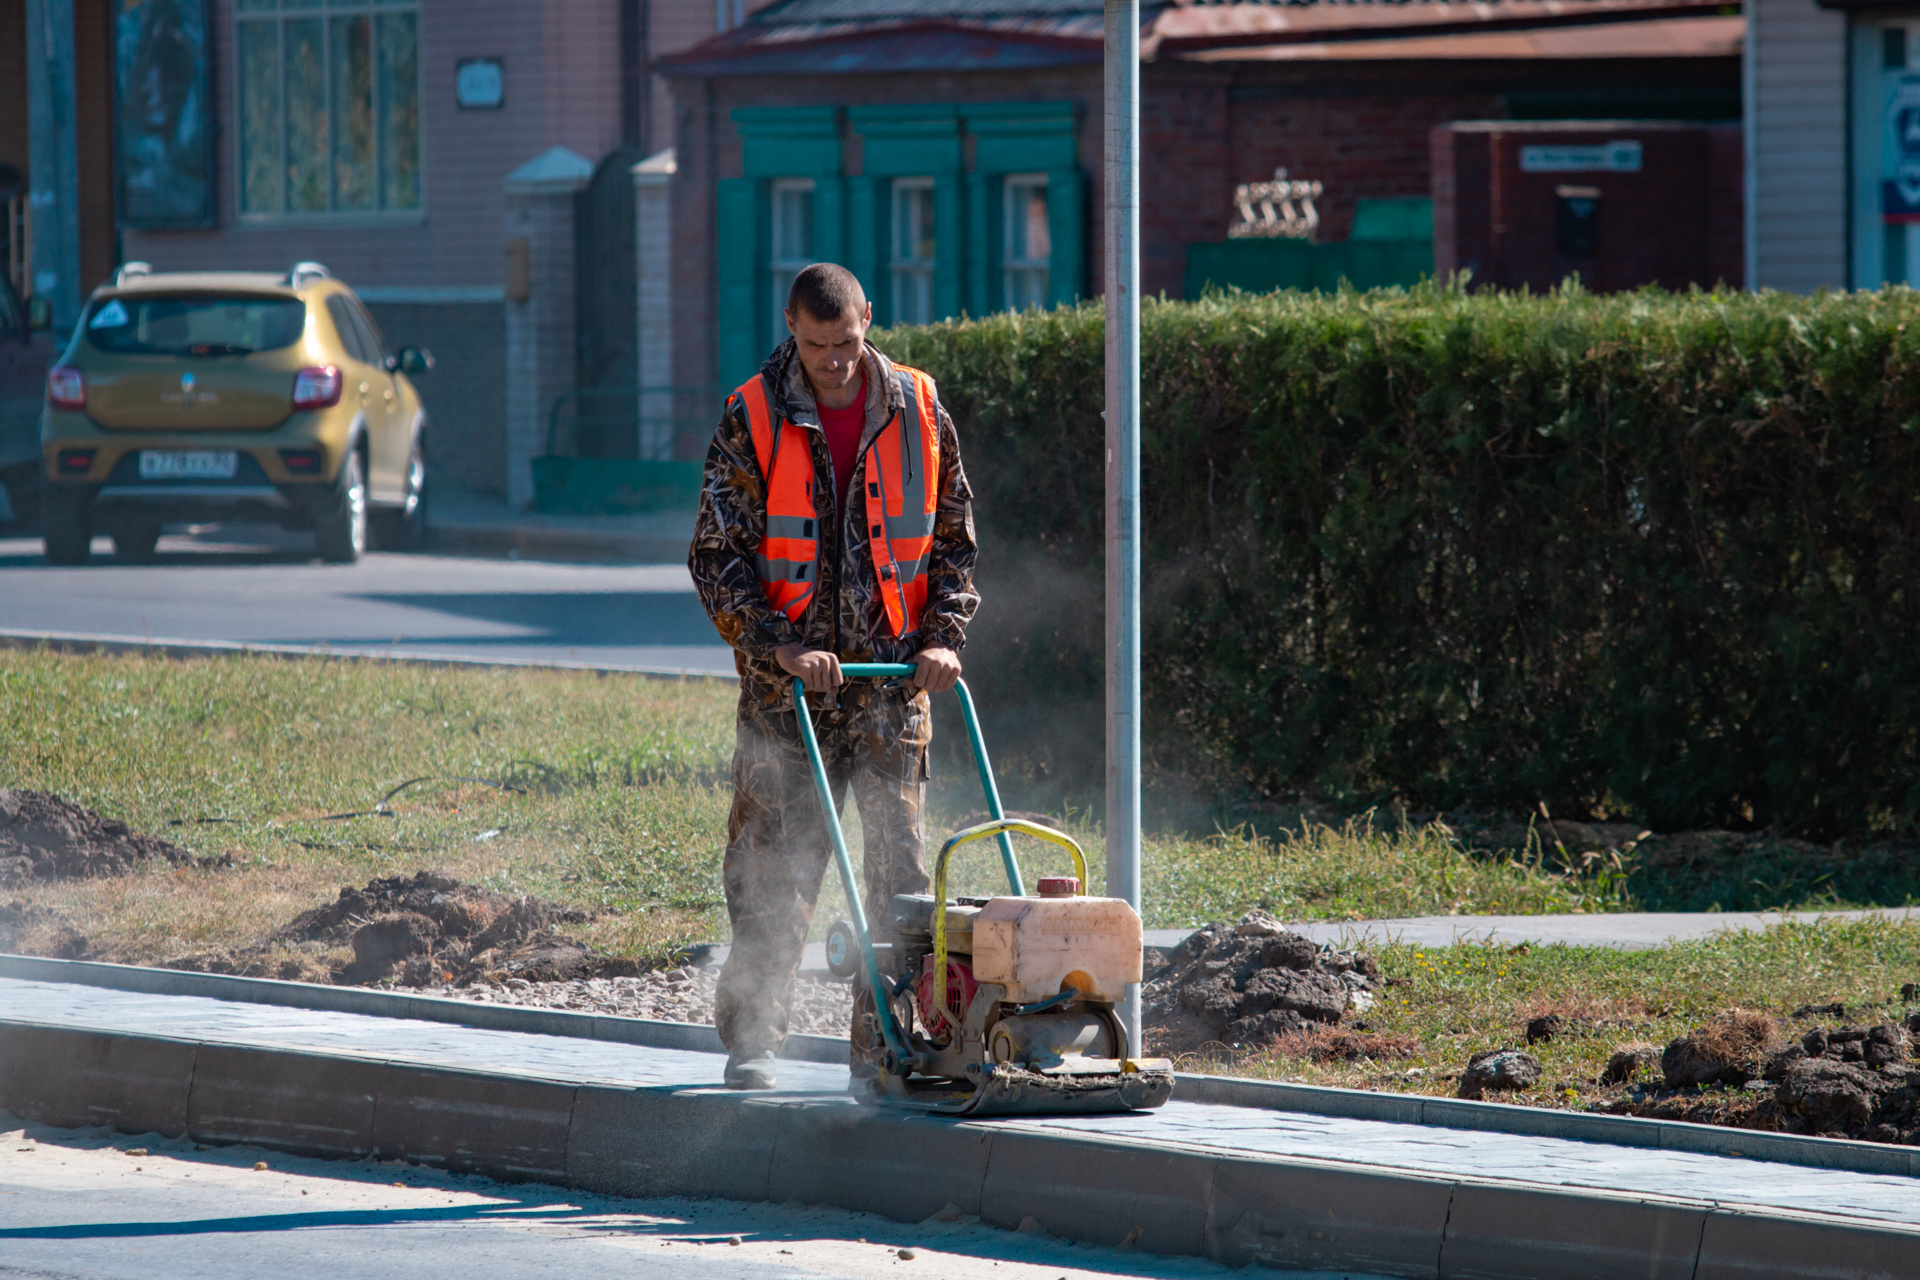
<box><xmin>286</xmin><ymin>261</ymin><xmax>332</xmax><ymax>286</ymax></box>
<box><xmin>113</xmin><ymin>262</ymin><xmax>152</xmax><ymax>286</ymax></box>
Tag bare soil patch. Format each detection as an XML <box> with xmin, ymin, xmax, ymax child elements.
<box><xmin>162</xmin><ymin>870</ymin><xmax>644</xmax><ymax>987</ymax></box>
<box><xmin>0</xmin><ymin>790</ymin><xmax>227</xmax><ymax>882</ymax></box>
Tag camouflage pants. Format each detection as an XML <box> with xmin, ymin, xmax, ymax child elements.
<box><xmin>714</xmin><ymin>684</ymin><xmax>932</xmax><ymax>1060</ymax></box>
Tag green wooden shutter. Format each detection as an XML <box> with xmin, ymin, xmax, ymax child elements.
<box><xmin>934</xmin><ymin>174</ymin><xmax>964</xmax><ymax>321</ymax></box>
<box><xmin>965</xmin><ymin>172</ymin><xmax>993</xmax><ymax>316</ymax></box>
<box><xmin>847</xmin><ymin>177</ymin><xmax>884</xmax><ymax>322</ymax></box>
<box><xmin>717</xmin><ymin>177</ymin><xmax>764</xmax><ymax>390</ymax></box>
<box><xmin>1047</xmin><ymin>167</ymin><xmax>1085</xmax><ymax>307</ymax></box>
<box><xmin>813</xmin><ymin>176</ymin><xmax>847</xmax><ymax>269</ymax></box>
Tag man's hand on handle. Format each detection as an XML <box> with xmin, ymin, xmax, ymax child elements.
<box><xmin>776</xmin><ymin>643</ymin><xmax>960</xmax><ymax>695</ymax></box>
<box><xmin>912</xmin><ymin>646</ymin><xmax>962</xmax><ymax>694</ymax></box>
<box><xmin>776</xmin><ymin>643</ymin><xmax>843</xmax><ymax>694</ymax></box>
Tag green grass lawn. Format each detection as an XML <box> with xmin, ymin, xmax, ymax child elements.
<box><xmin>6</xmin><ymin>646</ymin><xmax>1915</xmax><ymax>1102</ymax></box>
<box><xmin>0</xmin><ymin>647</ymin><xmax>1649</xmax><ymax>970</ymax></box>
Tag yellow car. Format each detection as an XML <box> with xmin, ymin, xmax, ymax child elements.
<box><xmin>39</xmin><ymin>261</ymin><xmax>431</xmax><ymax>564</ymax></box>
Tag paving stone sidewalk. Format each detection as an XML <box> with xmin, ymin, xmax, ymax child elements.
<box><xmin>3</xmin><ymin>976</ymin><xmax>1916</xmax><ymax>1233</ymax></box>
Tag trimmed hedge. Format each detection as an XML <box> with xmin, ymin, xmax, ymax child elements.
<box><xmin>878</xmin><ymin>283</ymin><xmax>1920</xmax><ymax>838</ymax></box>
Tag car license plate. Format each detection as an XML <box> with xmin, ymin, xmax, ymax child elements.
<box><xmin>139</xmin><ymin>450</ymin><xmax>238</xmax><ymax>480</ymax></box>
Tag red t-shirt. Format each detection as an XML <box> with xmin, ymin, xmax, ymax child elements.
<box><xmin>817</xmin><ymin>374</ymin><xmax>866</xmax><ymax>516</ymax></box>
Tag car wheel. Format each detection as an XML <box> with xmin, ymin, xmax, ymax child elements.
<box><xmin>41</xmin><ymin>488</ymin><xmax>92</xmax><ymax>566</ymax></box>
<box><xmin>313</xmin><ymin>449</ymin><xmax>368</xmax><ymax>564</ymax></box>
<box><xmin>109</xmin><ymin>518</ymin><xmax>162</xmax><ymax>563</ymax></box>
<box><xmin>371</xmin><ymin>441</ymin><xmax>427</xmax><ymax>551</ymax></box>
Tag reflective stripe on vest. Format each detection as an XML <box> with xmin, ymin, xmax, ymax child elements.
<box><xmin>738</xmin><ymin>366</ymin><xmax>940</xmax><ymax>637</ymax></box>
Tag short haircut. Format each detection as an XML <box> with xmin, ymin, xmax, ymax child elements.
<box><xmin>786</xmin><ymin>263</ymin><xmax>867</xmax><ymax>323</ymax></box>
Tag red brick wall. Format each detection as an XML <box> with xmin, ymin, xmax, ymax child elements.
<box><xmin>1432</xmin><ymin>120</ymin><xmax>1743</xmax><ymax>292</ymax></box>
<box><xmin>123</xmin><ymin>0</ymin><xmax>624</xmax><ymax>291</ymax></box>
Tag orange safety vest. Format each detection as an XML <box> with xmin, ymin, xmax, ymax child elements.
<box><xmin>734</xmin><ymin>366</ymin><xmax>941</xmax><ymax>638</ymax></box>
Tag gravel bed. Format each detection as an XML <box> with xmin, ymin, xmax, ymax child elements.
<box><xmin>396</xmin><ymin>966</ymin><xmax>857</xmax><ymax>1038</ymax></box>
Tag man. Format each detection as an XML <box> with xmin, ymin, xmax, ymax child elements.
<box><xmin>690</xmin><ymin>262</ymin><xmax>979</xmax><ymax>1090</ymax></box>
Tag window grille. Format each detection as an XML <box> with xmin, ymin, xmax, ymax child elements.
<box><xmin>890</xmin><ymin>178</ymin><xmax>935</xmax><ymax>326</ymax></box>
<box><xmin>235</xmin><ymin>0</ymin><xmax>420</xmax><ymax>217</ymax></box>
<box><xmin>770</xmin><ymin>178</ymin><xmax>816</xmax><ymax>348</ymax></box>
<box><xmin>1002</xmin><ymin>173</ymin><xmax>1049</xmax><ymax>311</ymax></box>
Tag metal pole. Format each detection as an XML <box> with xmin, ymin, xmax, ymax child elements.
<box><xmin>1103</xmin><ymin>0</ymin><xmax>1142</xmax><ymax>1056</ymax></box>
<box><xmin>24</xmin><ymin>0</ymin><xmax>81</xmax><ymax>327</ymax></box>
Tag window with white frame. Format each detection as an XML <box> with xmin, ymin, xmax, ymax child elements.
<box><xmin>235</xmin><ymin>0</ymin><xmax>420</xmax><ymax>217</ymax></box>
<box><xmin>890</xmin><ymin>178</ymin><xmax>935</xmax><ymax>326</ymax></box>
<box><xmin>770</xmin><ymin>178</ymin><xmax>815</xmax><ymax>347</ymax></box>
<box><xmin>1003</xmin><ymin>173</ymin><xmax>1050</xmax><ymax>311</ymax></box>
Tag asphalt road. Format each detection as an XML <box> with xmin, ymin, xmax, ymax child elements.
<box><xmin>0</xmin><ymin>526</ymin><xmax>736</xmax><ymax>676</ymax></box>
<box><xmin>0</xmin><ymin>1113</ymin><xmax>1229</xmax><ymax>1280</ymax></box>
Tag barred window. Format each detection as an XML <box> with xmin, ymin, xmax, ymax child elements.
<box><xmin>235</xmin><ymin>0</ymin><xmax>420</xmax><ymax>217</ymax></box>
<box><xmin>1003</xmin><ymin>173</ymin><xmax>1050</xmax><ymax>311</ymax></box>
<box><xmin>769</xmin><ymin>178</ymin><xmax>815</xmax><ymax>348</ymax></box>
<box><xmin>890</xmin><ymin>178</ymin><xmax>935</xmax><ymax>326</ymax></box>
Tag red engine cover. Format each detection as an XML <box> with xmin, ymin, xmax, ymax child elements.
<box><xmin>915</xmin><ymin>956</ymin><xmax>979</xmax><ymax>1042</ymax></box>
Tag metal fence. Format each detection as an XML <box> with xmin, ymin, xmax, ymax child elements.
<box><xmin>534</xmin><ymin>383</ymin><xmax>719</xmax><ymax>516</ymax></box>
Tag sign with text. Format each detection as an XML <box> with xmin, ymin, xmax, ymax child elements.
<box><xmin>1519</xmin><ymin>141</ymin><xmax>1643</xmax><ymax>174</ymax></box>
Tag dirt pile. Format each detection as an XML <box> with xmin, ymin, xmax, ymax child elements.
<box><xmin>165</xmin><ymin>870</ymin><xmax>641</xmax><ymax>986</ymax></box>
<box><xmin>0</xmin><ymin>790</ymin><xmax>224</xmax><ymax>882</ymax></box>
<box><xmin>1142</xmin><ymin>909</ymin><xmax>1379</xmax><ymax>1054</ymax></box>
<box><xmin>1606</xmin><ymin>1010</ymin><xmax>1920</xmax><ymax>1143</ymax></box>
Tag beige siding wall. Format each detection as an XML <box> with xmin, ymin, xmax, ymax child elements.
<box><xmin>123</xmin><ymin>0</ymin><xmax>624</xmax><ymax>292</ymax></box>
<box><xmin>1747</xmin><ymin>0</ymin><xmax>1849</xmax><ymax>292</ymax></box>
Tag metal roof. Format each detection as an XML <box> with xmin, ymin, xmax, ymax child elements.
<box><xmin>659</xmin><ymin>0</ymin><xmax>1731</xmax><ymax>73</ymax></box>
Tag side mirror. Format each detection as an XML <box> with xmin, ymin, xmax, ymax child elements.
<box><xmin>394</xmin><ymin>346</ymin><xmax>433</xmax><ymax>376</ymax></box>
<box><xmin>25</xmin><ymin>296</ymin><xmax>51</xmax><ymax>331</ymax></box>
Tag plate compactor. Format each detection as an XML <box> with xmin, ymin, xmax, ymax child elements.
<box><xmin>797</xmin><ymin>664</ymin><xmax>1174</xmax><ymax>1117</ymax></box>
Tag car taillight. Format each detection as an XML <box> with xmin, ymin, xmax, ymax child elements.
<box><xmin>47</xmin><ymin>367</ymin><xmax>84</xmax><ymax>410</ymax></box>
<box><xmin>56</xmin><ymin>449</ymin><xmax>96</xmax><ymax>475</ymax></box>
<box><xmin>291</xmin><ymin>365</ymin><xmax>342</xmax><ymax>410</ymax></box>
<box><xmin>279</xmin><ymin>448</ymin><xmax>324</xmax><ymax>475</ymax></box>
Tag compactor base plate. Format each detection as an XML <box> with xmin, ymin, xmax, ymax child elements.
<box><xmin>861</xmin><ymin>1061</ymin><xmax>1175</xmax><ymax>1116</ymax></box>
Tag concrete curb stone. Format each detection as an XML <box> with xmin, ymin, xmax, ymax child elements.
<box><xmin>0</xmin><ymin>1022</ymin><xmax>197</xmax><ymax>1135</ymax></box>
<box><xmin>769</xmin><ymin>1101</ymin><xmax>996</xmax><ymax>1224</ymax></box>
<box><xmin>565</xmin><ymin>1084</ymin><xmax>782</xmax><ymax>1203</ymax></box>
<box><xmin>1204</xmin><ymin>1155</ymin><xmax>1451</xmax><ymax>1276</ymax></box>
<box><xmin>1695</xmin><ymin>1208</ymin><xmax>1920</xmax><ymax>1280</ymax></box>
<box><xmin>979</xmin><ymin>1131</ymin><xmax>1217</xmax><ymax>1257</ymax></box>
<box><xmin>0</xmin><ymin>629</ymin><xmax>732</xmax><ymax>681</ymax></box>
<box><xmin>1438</xmin><ymin>1182</ymin><xmax>1705</xmax><ymax>1280</ymax></box>
<box><xmin>369</xmin><ymin>1067</ymin><xmax>577</xmax><ymax>1180</ymax></box>
<box><xmin>184</xmin><ymin>1043</ymin><xmax>383</xmax><ymax>1159</ymax></box>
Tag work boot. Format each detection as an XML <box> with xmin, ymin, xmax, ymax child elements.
<box><xmin>724</xmin><ymin>1051</ymin><xmax>778</xmax><ymax>1090</ymax></box>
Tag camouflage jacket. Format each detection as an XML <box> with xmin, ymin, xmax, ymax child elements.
<box><xmin>689</xmin><ymin>339</ymin><xmax>980</xmax><ymax>711</ymax></box>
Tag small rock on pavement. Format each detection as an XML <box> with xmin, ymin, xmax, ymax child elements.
<box><xmin>897</xmin><ymin>1248</ymin><xmax>918</xmax><ymax>1260</ymax></box>
<box><xmin>728</xmin><ymin>1235</ymin><xmax>742</xmax><ymax>1246</ymax></box>
<box><xmin>1458</xmin><ymin>1048</ymin><xmax>1542</xmax><ymax>1099</ymax></box>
